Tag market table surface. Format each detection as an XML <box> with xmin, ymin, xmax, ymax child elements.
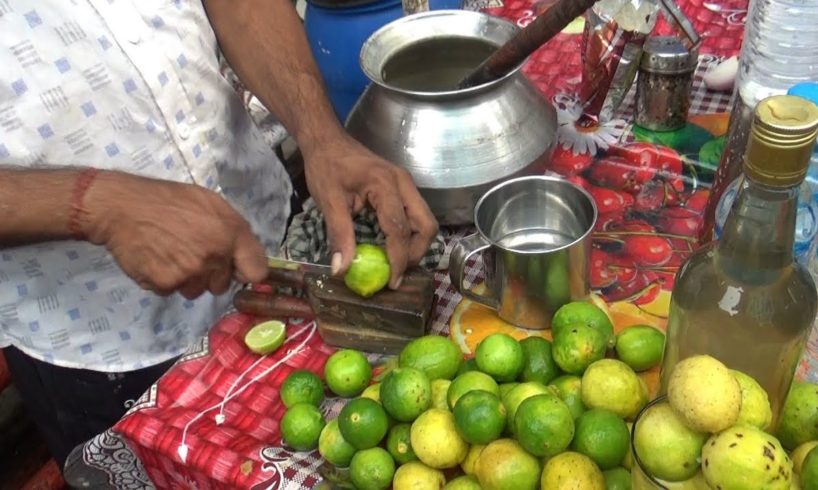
<box><xmin>63</xmin><ymin>0</ymin><xmax>818</xmax><ymax>488</ymax></box>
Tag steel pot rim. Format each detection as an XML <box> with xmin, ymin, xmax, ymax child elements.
<box><xmin>358</xmin><ymin>9</ymin><xmax>527</xmax><ymax>98</ymax></box>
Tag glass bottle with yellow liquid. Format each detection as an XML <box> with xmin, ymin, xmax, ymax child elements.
<box><xmin>659</xmin><ymin>95</ymin><xmax>818</xmax><ymax>429</ymax></box>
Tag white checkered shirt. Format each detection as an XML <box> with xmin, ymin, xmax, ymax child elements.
<box><xmin>0</xmin><ymin>0</ymin><xmax>292</xmax><ymax>371</ymax></box>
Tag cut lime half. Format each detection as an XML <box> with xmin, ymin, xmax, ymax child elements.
<box><xmin>244</xmin><ymin>320</ymin><xmax>287</xmax><ymax>354</ymax></box>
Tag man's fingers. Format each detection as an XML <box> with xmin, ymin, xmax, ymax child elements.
<box><xmin>368</xmin><ymin>181</ymin><xmax>412</xmax><ymax>289</ymax></box>
<box><xmin>396</xmin><ymin>171</ymin><xmax>439</xmax><ymax>264</ymax></box>
<box><xmin>207</xmin><ymin>260</ymin><xmax>234</xmax><ymax>296</ymax></box>
<box><xmin>179</xmin><ymin>275</ymin><xmax>208</xmax><ymax>300</ymax></box>
<box><xmin>232</xmin><ymin>227</ymin><xmax>268</xmax><ymax>284</ymax></box>
<box><xmin>320</xmin><ymin>196</ymin><xmax>357</xmax><ymax>276</ymax></box>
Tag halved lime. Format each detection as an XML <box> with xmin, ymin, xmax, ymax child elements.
<box><xmin>244</xmin><ymin>320</ymin><xmax>286</xmax><ymax>354</ymax></box>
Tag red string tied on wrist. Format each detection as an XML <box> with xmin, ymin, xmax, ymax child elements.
<box><xmin>68</xmin><ymin>168</ymin><xmax>101</xmax><ymax>240</ymax></box>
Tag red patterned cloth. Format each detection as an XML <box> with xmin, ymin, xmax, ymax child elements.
<box><xmin>484</xmin><ymin>0</ymin><xmax>748</xmax><ymax>101</ymax></box>
<box><xmin>115</xmin><ymin>316</ymin><xmax>333</xmax><ymax>488</ymax></box>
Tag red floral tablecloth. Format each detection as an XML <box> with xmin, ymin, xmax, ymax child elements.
<box><xmin>65</xmin><ymin>1</ymin><xmax>818</xmax><ymax>488</ymax></box>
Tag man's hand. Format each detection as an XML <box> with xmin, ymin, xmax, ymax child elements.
<box><xmin>83</xmin><ymin>171</ymin><xmax>268</xmax><ymax>299</ymax></box>
<box><xmin>203</xmin><ymin>0</ymin><xmax>439</xmax><ymax>287</ymax></box>
<box><xmin>305</xmin><ymin>136</ymin><xmax>439</xmax><ymax>289</ymax></box>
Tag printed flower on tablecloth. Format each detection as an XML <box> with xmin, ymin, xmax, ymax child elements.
<box><xmin>553</xmin><ymin>93</ymin><xmax>627</xmax><ymax>156</ymax></box>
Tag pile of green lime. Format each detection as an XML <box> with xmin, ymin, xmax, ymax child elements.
<box><xmin>273</xmin><ymin>292</ymin><xmax>818</xmax><ymax>490</ymax></box>
<box><xmin>275</xmin><ymin>299</ymin><xmax>680</xmax><ymax>489</ymax></box>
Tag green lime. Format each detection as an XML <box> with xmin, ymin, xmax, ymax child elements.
<box><xmin>513</xmin><ymin>393</ymin><xmax>574</xmax><ymax>458</ymax></box>
<box><xmin>541</xmin><ymin>452</ymin><xmax>605</xmax><ymax>489</ymax></box>
<box><xmin>702</xmin><ymin>425</ymin><xmax>790</xmax><ymax>490</ymax></box>
<box><xmin>498</xmin><ymin>382</ymin><xmax>519</xmax><ymax>400</ymax></box>
<box><xmin>731</xmin><ymin>369</ymin><xmax>772</xmax><ymax>431</ymax></box>
<box><xmin>548</xmin><ymin>375</ymin><xmax>586</xmax><ymax>420</ymax></box>
<box><xmin>280</xmin><ymin>403</ymin><xmax>325</xmax><ymax>451</ymax></box>
<box><xmin>361</xmin><ymin>382</ymin><xmax>381</xmax><ymax>402</ymax></box>
<box><xmin>778</xmin><ymin>382</ymin><xmax>818</xmax><ymax>450</ymax></box>
<box><xmin>453</xmin><ymin>389</ymin><xmax>507</xmax><ymax>445</ymax></box>
<box><xmin>399</xmin><ymin>335</ymin><xmax>464</xmax><ymax>381</ymax></box>
<box><xmin>474</xmin><ymin>439</ymin><xmax>541</xmax><ymax>490</ymax></box>
<box><xmin>633</xmin><ymin>401</ymin><xmax>706</xmax><ymax>482</ymax></box>
<box><xmin>447</xmin><ymin>371</ymin><xmax>500</xmax><ymax>410</ymax></box>
<box><xmin>411</xmin><ymin>408</ymin><xmax>469</xmax><ymax>469</ymax></box>
<box><xmin>614</xmin><ymin>325</ymin><xmax>665</xmax><ymax>372</ymax></box>
<box><xmin>349</xmin><ymin>447</ymin><xmax>395</xmax><ymax>490</ymax></box>
<box><xmin>280</xmin><ymin>369</ymin><xmax>325</xmax><ymax>408</ymax></box>
<box><xmin>802</xmin><ymin>446</ymin><xmax>818</xmax><ymax>490</ymax></box>
<box><xmin>666</xmin><ymin>355</ymin><xmax>740</xmax><ymax>434</ymax></box>
<box><xmin>380</xmin><ymin>367</ymin><xmax>432</xmax><ymax>422</ymax></box>
<box><xmin>444</xmin><ymin>475</ymin><xmax>481</xmax><ymax>490</ymax></box>
<box><xmin>793</xmin><ymin>441</ymin><xmax>818</xmax><ymax>474</ymax></box>
<box><xmin>552</xmin><ymin>323</ymin><xmax>607</xmax><ymax>374</ymax></box>
<box><xmin>571</xmin><ymin>409</ymin><xmax>630</xmax><ymax>470</ymax></box>
<box><xmin>338</xmin><ymin>397</ymin><xmax>389</xmax><ymax>449</ymax></box>
<box><xmin>581</xmin><ymin>359</ymin><xmax>647</xmax><ymax>420</ymax></box>
<box><xmin>461</xmin><ymin>444</ymin><xmax>485</xmax><ymax>475</ymax></box>
<box><xmin>622</xmin><ymin>422</ymin><xmax>634</xmax><ymax>470</ymax></box>
<box><xmin>475</xmin><ymin>333</ymin><xmax>525</xmax><ymax>382</ymax></box>
<box><xmin>344</xmin><ymin>243</ymin><xmax>391</xmax><ymax>298</ymax></box>
<box><xmin>519</xmin><ymin>336</ymin><xmax>561</xmax><ymax>385</ymax></box>
<box><xmin>502</xmin><ymin>381</ymin><xmax>551</xmax><ymax>432</ymax></box>
<box><xmin>244</xmin><ymin>320</ymin><xmax>286</xmax><ymax>354</ymax></box>
<box><xmin>324</xmin><ymin>349</ymin><xmax>372</xmax><ymax>397</ymax></box>
<box><xmin>318</xmin><ymin>419</ymin><xmax>356</xmax><ymax>467</ymax></box>
<box><xmin>457</xmin><ymin>358</ymin><xmax>479</xmax><ymax>376</ymax></box>
<box><xmin>552</xmin><ymin>301</ymin><xmax>615</xmax><ymax>349</ymax></box>
<box><xmin>393</xmin><ymin>461</ymin><xmax>446</xmax><ymax>490</ymax></box>
<box><xmin>386</xmin><ymin>423</ymin><xmax>418</xmax><ymax>464</ymax></box>
<box><xmin>431</xmin><ymin>379</ymin><xmax>451</xmax><ymax>411</ymax></box>
<box><xmin>602</xmin><ymin>467</ymin><xmax>631</xmax><ymax>490</ymax></box>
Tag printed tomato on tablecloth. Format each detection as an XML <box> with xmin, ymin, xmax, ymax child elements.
<box><xmin>546</xmin><ymin>111</ymin><xmax>730</xmax><ymax>308</ymax></box>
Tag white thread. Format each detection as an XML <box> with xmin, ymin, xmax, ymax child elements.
<box><xmin>176</xmin><ymin>321</ymin><xmax>317</xmax><ymax>462</ymax></box>
<box><xmin>214</xmin><ymin>322</ymin><xmax>314</xmax><ymax>423</ymax></box>
<box><xmin>177</xmin><ymin>444</ymin><xmax>189</xmax><ymax>463</ymax></box>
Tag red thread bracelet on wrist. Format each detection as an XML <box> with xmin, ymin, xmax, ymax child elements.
<box><xmin>68</xmin><ymin>168</ymin><xmax>102</xmax><ymax>240</ymax></box>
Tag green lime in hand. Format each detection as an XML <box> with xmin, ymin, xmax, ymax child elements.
<box><xmin>344</xmin><ymin>243</ymin><xmax>391</xmax><ymax>298</ymax></box>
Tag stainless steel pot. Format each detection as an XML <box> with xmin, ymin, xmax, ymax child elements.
<box><xmin>345</xmin><ymin>10</ymin><xmax>558</xmax><ymax>225</ymax></box>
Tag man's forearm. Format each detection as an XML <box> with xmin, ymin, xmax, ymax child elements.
<box><xmin>0</xmin><ymin>168</ymin><xmax>85</xmax><ymax>246</ymax></box>
<box><xmin>202</xmin><ymin>0</ymin><xmax>348</xmax><ymax>158</ymax></box>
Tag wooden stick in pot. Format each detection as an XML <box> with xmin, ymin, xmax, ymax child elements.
<box><xmin>457</xmin><ymin>0</ymin><xmax>601</xmax><ymax>89</ymax></box>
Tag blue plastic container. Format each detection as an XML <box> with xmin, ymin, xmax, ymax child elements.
<box><xmin>304</xmin><ymin>0</ymin><xmax>404</xmax><ymax>122</ymax></box>
<box><xmin>304</xmin><ymin>0</ymin><xmax>462</xmax><ymax>122</ymax></box>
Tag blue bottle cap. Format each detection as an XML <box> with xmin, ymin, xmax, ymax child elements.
<box><xmin>788</xmin><ymin>82</ymin><xmax>818</xmax><ymax>106</ymax></box>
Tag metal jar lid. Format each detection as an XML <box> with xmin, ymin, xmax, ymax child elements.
<box><xmin>640</xmin><ymin>36</ymin><xmax>698</xmax><ymax>74</ymax></box>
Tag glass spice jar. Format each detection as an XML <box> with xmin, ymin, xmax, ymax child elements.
<box><xmin>634</xmin><ymin>36</ymin><xmax>698</xmax><ymax>132</ymax></box>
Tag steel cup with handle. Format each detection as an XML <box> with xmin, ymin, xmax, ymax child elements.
<box><xmin>449</xmin><ymin>175</ymin><xmax>597</xmax><ymax>330</ymax></box>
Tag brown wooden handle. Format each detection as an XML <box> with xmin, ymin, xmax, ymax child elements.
<box><xmin>233</xmin><ymin>290</ymin><xmax>315</xmax><ymax>319</ymax></box>
<box><xmin>264</xmin><ymin>267</ymin><xmax>307</xmax><ymax>289</ymax></box>
<box><xmin>457</xmin><ymin>0</ymin><xmax>600</xmax><ymax>89</ymax></box>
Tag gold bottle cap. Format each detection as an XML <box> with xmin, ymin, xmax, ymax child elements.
<box><xmin>744</xmin><ymin>95</ymin><xmax>818</xmax><ymax>186</ymax></box>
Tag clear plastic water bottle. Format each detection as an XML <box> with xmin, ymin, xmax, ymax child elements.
<box><xmin>715</xmin><ymin>82</ymin><xmax>818</xmax><ymax>266</ymax></box>
<box><xmin>706</xmin><ymin>0</ymin><xmax>818</xmax><ymax>244</ymax></box>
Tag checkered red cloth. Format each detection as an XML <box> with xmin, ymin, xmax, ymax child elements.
<box><xmin>74</xmin><ymin>1</ymin><xmax>818</xmax><ymax>488</ymax></box>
